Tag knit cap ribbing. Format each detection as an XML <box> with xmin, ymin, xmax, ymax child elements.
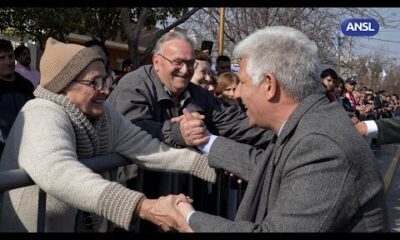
<box><xmin>40</xmin><ymin>37</ymin><xmax>106</xmax><ymax>93</ymax></box>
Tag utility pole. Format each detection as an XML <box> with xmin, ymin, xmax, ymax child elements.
<box><xmin>348</xmin><ymin>37</ymin><xmax>352</xmax><ymax>77</ymax></box>
<box><xmin>218</xmin><ymin>7</ymin><xmax>225</xmax><ymax>56</ymax></box>
<box><xmin>336</xmin><ymin>33</ymin><xmax>342</xmax><ymax>76</ymax></box>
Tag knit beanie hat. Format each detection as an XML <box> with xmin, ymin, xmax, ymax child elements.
<box><xmin>40</xmin><ymin>37</ymin><xmax>106</xmax><ymax>93</ymax></box>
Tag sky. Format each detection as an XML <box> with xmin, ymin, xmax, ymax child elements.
<box><xmin>349</xmin><ymin>8</ymin><xmax>400</xmax><ymax>64</ymax></box>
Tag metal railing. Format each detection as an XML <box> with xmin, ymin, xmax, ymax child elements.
<box><xmin>0</xmin><ymin>154</ymin><xmax>131</xmax><ymax>192</ymax></box>
<box><xmin>0</xmin><ymin>154</ymin><xmax>131</xmax><ymax>232</ymax></box>
<box><xmin>0</xmin><ymin>153</ymin><xmax>242</xmax><ymax>232</ymax></box>
<box><xmin>5</xmin><ymin>145</ymin><xmax>395</xmax><ymax>232</ymax></box>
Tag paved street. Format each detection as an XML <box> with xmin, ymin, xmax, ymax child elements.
<box><xmin>375</xmin><ymin>144</ymin><xmax>400</xmax><ymax>232</ymax></box>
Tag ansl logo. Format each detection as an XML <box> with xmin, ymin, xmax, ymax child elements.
<box><xmin>341</xmin><ymin>18</ymin><xmax>379</xmax><ymax>36</ymax></box>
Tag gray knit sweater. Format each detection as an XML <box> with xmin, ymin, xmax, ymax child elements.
<box><xmin>0</xmin><ymin>98</ymin><xmax>215</xmax><ymax>232</ymax></box>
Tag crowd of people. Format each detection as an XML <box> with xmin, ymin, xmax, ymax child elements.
<box><xmin>321</xmin><ymin>68</ymin><xmax>400</xmax><ymax>123</ymax></box>
<box><xmin>0</xmin><ymin>25</ymin><xmax>396</xmax><ymax>233</ymax></box>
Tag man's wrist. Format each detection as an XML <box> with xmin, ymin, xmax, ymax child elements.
<box><xmin>197</xmin><ymin>134</ymin><xmax>218</xmax><ymax>155</ymax></box>
<box><xmin>137</xmin><ymin>198</ymin><xmax>153</xmax><ymax>221</ymax></box>
<box><xmin>186</xmin><ymin>210</ymin><xmax>196</xmax><ymax>224</ymax></box>
<box><xmin>364</xmin><ymin>120</ymin><xmax>378</xmax><ymax>138</ymax></box>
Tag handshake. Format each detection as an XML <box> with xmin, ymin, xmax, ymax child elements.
<box><xmin>138</xmin><ymin>194</ymin><xmax>195</xmax><ymax>232</ymax></box>
<box><xmin>171</xmin><ymin>108</ymin><xmax>210</xmax><ymax>147</ymax></box>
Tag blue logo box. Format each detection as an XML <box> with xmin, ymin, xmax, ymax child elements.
<box><xmin>341</xmin><ymin>18</ymin><xmax>379</xmax><ymax>36</ymax></box>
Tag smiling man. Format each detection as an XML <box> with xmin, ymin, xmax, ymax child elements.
<box><xmin>107</xmin><ymin>31</ymin><xmax>272</xmax><ymax>228</ymax></box>
<box><xmin>153</xmin><ymin>26</ymin><xmax>388</xmax><ymax>232</ymax></box>
<box><xmin>0</xmin><ymin>38</ymin><xmax>216</xmax><ymax>232</ymax></box>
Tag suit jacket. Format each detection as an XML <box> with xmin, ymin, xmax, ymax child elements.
<box><xmin>189</xmin><ymin>94</ymin><xmax>388</xmax><ymax>232</ymax></box>
<box><xmin>375</xmin><ymin>117</ymin><xmax>400</xmax><ymax>145</ymax></box>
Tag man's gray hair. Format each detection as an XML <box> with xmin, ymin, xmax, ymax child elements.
<box><xmin>153</xmin><ymin>31</ymin><xmax>194</xmax><ymax>55</ymax></box>
<box><xmin>233</xmin><ymin>26</ymin><xmax>324</xmax><ymax>101</ymax></box>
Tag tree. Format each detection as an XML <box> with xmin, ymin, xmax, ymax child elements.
<box><xmin>0</xmin><ymin>8</ymin><xmax>122</xmax><ymax>49</ymax></box>
<box><xmin>350</xmin><ymin>52</ymin><xmax>400</xmax><ymax>96</ymax></box>
<box><xmin>0</xmin><ymin>7</ymin><xmax>200</xmax><ymax>70</ymax></box>
<box><xmin>0</xmin><ymin>8</ymin><xmax>80</xmax><ymax>49</ymax></box>
<box><xmin>120</xmin><ymin>7</ymin><xmax>200</xmax><ymax>69</ymax></box>
<box><xmin>183</xmin><ymin>8</ymin><xmax>399</xmax><ymax>68</ymax></box>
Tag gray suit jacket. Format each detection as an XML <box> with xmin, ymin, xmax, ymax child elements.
<box><xmin>375</xmin><ymin>117</ymin><xmax>400</xmax><ymax>145</ymax></box>
<box><xmin>189</xmin><ymin>94</ymin><xmax>388</xmax><ymax>232</ymax></box>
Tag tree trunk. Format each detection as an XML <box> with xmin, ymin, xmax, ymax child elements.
<box><xmin>121</xmin><ymin>7</ymin><xmax>149</xmax><ymax>70</ymax></box>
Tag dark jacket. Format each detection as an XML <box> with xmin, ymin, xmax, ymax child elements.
<box><xmin>107</xmin><ymin>65</ymin><xmax>272</xmax><ymax>148</ymax></box>
<box><xmin>189</xmin><ymin>94</ymin><xmax>388</xmax><ymax>232</ymax></box>
<box><xmin>0</xmin><ymin>72</ymin><xmax>34</xmax><ymax>140</ymax></box>
<box><xmin>375</xmin><ymin>116</ymin><xmax>400</xmax><ymax>145</ymax></box>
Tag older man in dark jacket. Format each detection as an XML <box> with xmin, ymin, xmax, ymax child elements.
<box><xmin>107</xmin><ymin>31</ymin><xmax>272</xmax><ymax>228</ymax></box>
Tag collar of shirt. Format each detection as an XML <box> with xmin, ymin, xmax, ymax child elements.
<box><xmin>163</xmin><ymin>85</ymin><xmax>191</xmax><ymax>109</ymax></box>
<box><xmin>15</xmin><ymin>63</ymin><xmax>31</xmax><ymax>71</ymax></box>
<box><xmin>149</xmin><ymin>66</ymin><xmax>191</xmax><ymax>107</ymax></box>
<box><xmin>277</xmin><ymin>120</ymin><xmax>287</xmax><ymax>137</ymax></box>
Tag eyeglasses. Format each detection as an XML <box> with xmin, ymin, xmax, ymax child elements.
<box><xmin>74</xmin><ymin>76</ymin><xmax>112</xmax><ymax>91</ymax></box>
<box><xmin>158</xmin><ymin>54</ymin><xmax>195</xmax><ymax>69</ymax></box>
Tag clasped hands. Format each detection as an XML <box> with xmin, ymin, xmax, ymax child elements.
<box><xmin>172</xmin><ymin>109</ymin><xmax>244</xmax><ymax>183</ymax></box>
<box><xmin>138</xmin><ymin>194</ymin><xmax>195</xmax><ymax>232</ymax></box>
<box><xmin>171</xmin><ymin>108</ymin><xmax>210</xmax><ymax>146</ymax></box>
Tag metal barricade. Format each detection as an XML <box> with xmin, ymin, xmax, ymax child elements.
<box><xmin>0</xmin><ymin>153</ymin><xmax>242</xmax><ymax>232</ymax></box>
<box><xmin>0</xmin><ymin>153</ymin><xmax>131</xmax><ymax>232</ymax></box>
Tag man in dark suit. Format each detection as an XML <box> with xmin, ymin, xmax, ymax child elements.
<box><xmin>356</xmin><ymin>117</ymin><xmax>400</xmax><ymax>145</ymax></box>
<box><xmin>150</xmin><ymin>26</ymin><xmax>388</xmax><ymax>232</ymax></box>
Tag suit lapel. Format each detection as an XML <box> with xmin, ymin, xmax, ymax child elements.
<box><xmin>236</xmin><ymin>94</ymin><xmax>327</xmax><ymax>223</ymax></box>
<box><xmin>235</xmin><ymin>135</ymin><xmax>277</xmax><ymax>222</ymax></box>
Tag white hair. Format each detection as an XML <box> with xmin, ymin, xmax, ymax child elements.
<box><xmin>233</xmin><ymin>26</ymin><xmax>324</xmax><ymax>101</ymax></box>
<box><xmin>153</xmin><ymin>31</ymin><xmax>194</xmax><ymax>55</ymax></box>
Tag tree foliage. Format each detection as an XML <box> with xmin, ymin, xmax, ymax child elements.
<box><xmin>2</xmin><ymin>7</ymin><xmax>399</xmax><ymax>95</ymax></box>
<box><xmin>0</xmin><ymin>7</ymin><xmax>200</xmax><ymax>70</ymax></box>
<box><xmin>0</xmin><ymin>8</ymin><xmax>122</xmax><ymax>48</ymax></box>
<box><xmin>183</xmin><ymin>8</ymin><xmax>400</xmax><ymax>94</ymax></box>
<box><xmin>184</xmin><ymin>8</ymin><xmax>399</xmax><ymax>67</ymax></box>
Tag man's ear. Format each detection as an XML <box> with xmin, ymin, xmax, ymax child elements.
<box><xmin>261</xmin><ymin>73</ymin><xmax>277</xmax><ymax>100</ymax></box>
<box><xmin>152</xmin><ymin>54</ymin><xmax>159</xmax><ymax>70</ymax></box>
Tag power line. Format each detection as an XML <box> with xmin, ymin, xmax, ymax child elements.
<box><xmin>361</xmin><ymin>37</ymin><xmax>400</xmax><ymax>44</ymax></box>
<box><xmin>351</xmin><ymin>42</ymin><xmax>400</xmax><ymax>58</ymax></box>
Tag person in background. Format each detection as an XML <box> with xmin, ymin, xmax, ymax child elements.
<box><xmin>14</xmin><ymin>45</ymin><xmax>40</xmax><ymax>88</ymax></box>
<box><xmin>0</xmin><ymin>37</ymin><xmax>216</xmax><ymax>232</ymax></box>
<box><xmin>344</xmin><ymin>78</ymin><xmax>359</xmax><ymax>109</ymax></box>
<box><xmin>320</xmin><ymin>68</ymin><xmax>338</xmax><ymax>102</ymax></box>
<box><xmin>190</xmin><ymin>50</ymin><xmax>215</xmax><ymax>94</ymax></box>
<box><xmin>340</xmin><ymin>78</ymin><xmax>362</xmax><ymax>123</ymax></box>
<box><xmin>390</xmin><ymin>94</ymin><xmax>400</xmax><ymax>117</ymax></box>
<box><xmin>0</xmin><ymin>39</ymin><xmax>34</xmax><ymax>157</ymax></box>
<box><xmin>112</xmin><ymin>59</ymin><xmax>133</xmax><ymax>87</ymax></box>
<box><xmin>215</xmin><ymin>55</ymin><xmax>232</xmax><ymax>76</ymax></box>
<box><xmin>84</xmin><ymin>39</ymin><xmax>116</xmax><ymax>83</ymax></box>
<box><xmin>215</xmin><ymin>72</ymin><xmax>239</xmax><ymax>106</ymax></box>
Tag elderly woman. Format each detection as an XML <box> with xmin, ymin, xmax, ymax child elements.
<box><xmin>0</xmin><ymin>38</ymin><xmax>215</xmax><ymax>232</ymax></box>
